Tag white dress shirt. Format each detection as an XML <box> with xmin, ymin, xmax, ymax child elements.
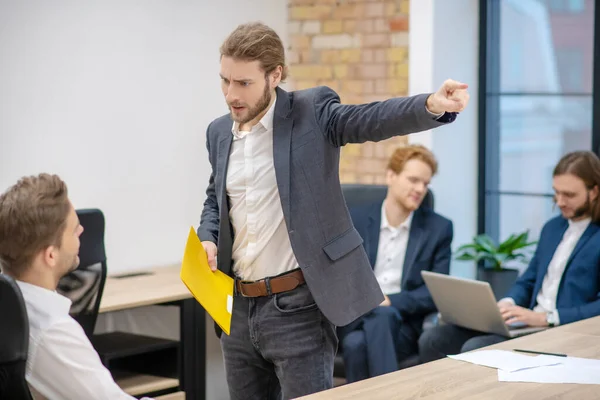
<box><xmin>227</xmin><ymin>96</ymin><xmax>299</xmax><ymax>281</ymax></box>
<box><xmin>373</xmin><ymin>202</ymin><xmax>413</xmax><ymax>295</ymax></box>
<box><xmin>16</xmin><ymin>280</ymin><xmax>148</xmax><ymax>400</ymax></box>
<box><xmin>504</xmin><ymin>217</ymin><xmax>590</xmax><ymax>326</ymax></box>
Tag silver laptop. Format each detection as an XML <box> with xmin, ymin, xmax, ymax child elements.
<box><xmin>421</xmin><ymin>271</ymin><xmax>546</xmax><ymax>338</ymax></box>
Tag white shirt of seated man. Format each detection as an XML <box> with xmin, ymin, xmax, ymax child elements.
<box><xmin>18</xmin><ymin>281</ymin><xmax>155</xmax><ymax>400</ymax></box>
<box><xmin>373</xmin><ymin>202</ymin><xmax>413</xmax><ymax>296</ymax></box>
<box><xmin>8</xmin><ymin>204</ymin><xmax>153</xmax><ymax>400</ymax></box>
<box><xmin>374</xmin><ymin>151</ymin><xmax>435</xmax><ymax>306</ymax></box>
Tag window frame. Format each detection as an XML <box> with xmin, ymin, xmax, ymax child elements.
<box><xmin>477</xmin><ymin>0</ymin><xmax>600</xmax><ymax>239</ymax></box>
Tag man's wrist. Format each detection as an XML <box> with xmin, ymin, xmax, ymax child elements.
<box><xmin>499</xmin><ymin>297</ymin><xmax>516</xmax><ymax>306</ymax></box>
<box><xmin>425</xmin><ymin>94</ymin><xmax>444</xmax><ymax>116</ymax></box>
<box><xmin>545</xmin><ymin>310</ymin><xmax>559</xmax><ymax>327</ymax></box>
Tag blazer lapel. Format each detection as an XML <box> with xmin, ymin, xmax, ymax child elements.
<box><xmin>401</xmin><ymin>210</ymin><xmax>424</xmax><ymax>288</ymax></box>
<box><xmin>272</xmin><ymin>87</ymin><xmax>294</xmax><ymax>226</ymax></box>
<box><xmin>538</xmin><ymin>220</ymin><xmax>568</xmax><ymax>279</ymax></box>
<box><xmin>216</xmin><ymin>133</ymin><xmax>233</xmax><ymax>275</ymax></box>
<box><xmin>216</xmin><ymin>134</ymin><xmax>233</xmax><ymax>209</ymax></box>
<box><xmin>566</xmin><ymin>223</ymin><xmax>599</xmax><ymax>266</ymax></box>
<box><xmin>530</xmin><ymin>220</ymin><xmax>568</xmax><ymax>301</ymax></box>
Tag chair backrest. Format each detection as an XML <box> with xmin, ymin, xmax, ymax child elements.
<box><xmin>57</xmin><ymin>209</ymin><xmax>107</xmax><ymax>339</ymax></box>
<box><xmin>0</xmin><ymin>274</ymin><xmax>33</xmax><ymax>399</ymax></box>
<box><xmin>341</xmin><ymin>184</ymin><xmax>434</xmax><ymax>210</ymax></box>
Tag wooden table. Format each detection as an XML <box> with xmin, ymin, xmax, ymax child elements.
<box><xmin>99</xmin><ymin>264</ymin><xmax>192</xmax><ymax>313</ymax></box>
<box><xmin>299</xmin><ymin>316</ymin><xmax>600</xmax><ymax>399</ymax></box>
<box><xmin>559</xmin><ymin>316</ymin><xmax>600</xmax><ymax>337</ymax></box>
<box><xmin>99</xmin><ymin>264</ymin><xmax>206</xmax><ymax>400</ymax></box>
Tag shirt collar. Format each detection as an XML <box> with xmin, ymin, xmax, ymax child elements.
<box><xmin>568</xmin><ymin>217</ymin><xmax>591</xmax><ymax>232</ymax></box>
<box><xmin>231</xmin><ymin>94</ymin><xmax>277</xmax><ymax>139</ymax></box>
<box><xmin>16</xmin><ymin>280</ymin><xmax>72</xmax><ymax>317</ymax></box>
<box><xmin>380</xmin><ymin>201</ymin><xmax>413</xmax><ymax>232</ymax></box>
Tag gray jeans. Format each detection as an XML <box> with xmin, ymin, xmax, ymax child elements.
<box><xmin>220</xmin><ymin>283</ymin><xmax>338</xmax><ymax>400</ymax></box>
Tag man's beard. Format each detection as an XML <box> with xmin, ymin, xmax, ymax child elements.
<box><xmin>558</xmin><ymin>191</ymin><xmax>592</xmax><ymax>219</ymax></box>
<box><xmin>229</xmin><ymin>80</ymin><xmax>271</xmax><ymax>124</ymax></box>
<box><xmin>572</xmin><ymin>192</ymin><xmax>592</xmax><ymax>219</ymax></box>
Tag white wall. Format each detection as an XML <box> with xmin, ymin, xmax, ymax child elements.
<box><xmin>0</xmin><ymin>0</ymin><xmax>288</xmax><ymax>274</ymax></box>
<box><xmin>1</xmin><ymin>2</ymin><xmax>477</xmax><ymax>396</ymax></box>
<box><xmin>0</xmin><ymin>4</ymin><xmax>287</xmax><ymax>398</ymax></box>
<box><xmin>409</xmin><ymin>0</ymin><xmax>480</xmax><ymax>278</ymax></box>
<box><xmin>407</xmin><ymin>0</ymin><xmax>435</xmax><ymax>150</ymax></box>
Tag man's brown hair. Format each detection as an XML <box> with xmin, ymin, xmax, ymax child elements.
<box><xmin>220</xmin><ymin>22</ymin><xmax>288</xmax><ymax>81</ymax></box>
<box><xmin>387</xmin><ymin>144</ymin><xmax>438</xmax><ymax>175</ymax></box>
<box><xmin>0</xmin><ymin>173</ymin><xmax>70</xmax><ymax>277</ymax></box>
<box><xmin>553</xmin><ymin>150</ymin><xmax>600</xmax><ymax>223</ymax></box>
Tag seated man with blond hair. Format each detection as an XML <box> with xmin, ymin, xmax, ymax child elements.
<box><xmin>337</xmin><ymin>145</ymin><xmax>453</xmax><ymax>382</ymax></box>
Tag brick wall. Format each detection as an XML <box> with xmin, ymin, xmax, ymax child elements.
<box><xmin>287</xmin><ymin>0</ymin><xmax>410</xmax><ymax>184</ymax></box>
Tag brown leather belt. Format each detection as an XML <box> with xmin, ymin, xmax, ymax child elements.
<box><xmin>235</xmin><ymin>269</ymin><xmax>305</xmax><ymax>297</ymax></box>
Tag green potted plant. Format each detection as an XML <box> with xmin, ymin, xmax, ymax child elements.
<box><xmin>454</xmin><ymin>231</ymin><xmax>537</xmax><ymax>299</ymax></box>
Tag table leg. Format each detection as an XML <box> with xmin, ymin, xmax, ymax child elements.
<box><xmin>180</xmin><ymin>298</ymin><xmax>206</xmax><ymax>400</ymax></box>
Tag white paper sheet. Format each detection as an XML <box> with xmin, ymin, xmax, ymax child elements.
<box><xmin>447</xmin><ymin>350</ymin><xmax>563</xmax><ymax>372</ymax></box>
<box><xmin>498</xmin><ymin>355</ymin><xmax>600</xmax><ymax>384</ymax></box>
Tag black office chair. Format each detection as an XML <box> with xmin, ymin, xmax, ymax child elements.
<box><xmin>57</xmin><ymin>209</ymin><xmax>108</xmax><ymax>340</ymax></box>
<box><xmin>334</xmin><ymin>184</ymin><xmax>438</xmax><ymax>379</ymax></box>
<box><xmin>340</xmin><ymin>184</ymin><xmax>434</xmax><ymax>210</ymax></box>
<box><xmin>0</xmin><ymin>274</ymin><xmax>34</xmax><ymax>400</ymax></box>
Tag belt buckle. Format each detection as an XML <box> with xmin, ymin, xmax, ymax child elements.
<box><xmin>237</xmin><ymin>280</ymin><xmax>251</xmax><ymax>297</ymax></box>
<box><xmin>238</xmin><ymin>278</ymin><xmax>271</xmax><ymax>297</ymax></box>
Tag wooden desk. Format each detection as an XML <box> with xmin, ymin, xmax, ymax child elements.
<box><xmin>300</xmin><ymin>316</ymin><xmax>600</xmax><ymax>400</ymax></box>
<box><xmin>99</xmin><ymin>264</ymin><xmax>191</xmax><ymax>313</ymax></box>
<box><xmin>99</xmin><ymin>264</ymin><xmax>206</xmax><ymax>400</ymax></box>
<box><xmin>558</xmin><ymin>316</ymin><xmax>600</xmax><ymax>337</ymax></box>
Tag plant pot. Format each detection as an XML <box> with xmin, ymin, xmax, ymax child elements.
<box><xmin>477</xmin><ymin>267</ymin><xmax>519</xmax><ymax>300</ymax></box>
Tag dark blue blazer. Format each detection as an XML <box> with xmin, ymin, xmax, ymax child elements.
<box><xmin>506</xmin><ymin>216</ymin><xmax>600</xmax><ymax>325</ymax></box>
<box><xmin>350</xmin><ymin>202</ymin><xmax>453</xmax><ymax>330</ymax></box>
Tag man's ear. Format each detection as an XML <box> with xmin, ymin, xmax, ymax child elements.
<box><xmin>385</xmin><ymin>169</ymin><xmax>395</xmax><ymax>186</ymax></box>
<box><xmin>270</xmin><ymin>66</ymin><xmax>282</xmax><ymax>88</ymax></box>
<box><xmin>591</xmin><ymin>185</ymin><xmax>599</xmax><ymax>202</ymax></box>
<box><xmin>42</xmin><ymin>245</ymin><xmax>58</xmax><ymax>268</ymax></box>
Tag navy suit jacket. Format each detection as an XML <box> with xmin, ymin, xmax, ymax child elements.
<box><xmin>506</xmin><ymin>216</ymin><xmax>600</xmax><ymax>325</ymax></box>
<box><xmin>350</xmin><ymin>201</ymin><xmax>453</xmax><ymax>332</ymax></box>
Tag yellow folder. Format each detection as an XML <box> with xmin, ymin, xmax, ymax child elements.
<box><xmin>180</xmin><ymin>227</ymin><xmax>234</xmax><ymax>335</ymax></box>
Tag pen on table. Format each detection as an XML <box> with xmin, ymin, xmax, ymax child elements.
<box><xmin>513</xmin><ymin>349</ymin><xmax>567</xmax><ymax>357</ymax></box>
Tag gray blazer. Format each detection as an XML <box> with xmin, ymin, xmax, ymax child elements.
<box><xmin>198</xmin><ymin>86</ymin><xmax>453</xmax><ymax>327</ymax></box>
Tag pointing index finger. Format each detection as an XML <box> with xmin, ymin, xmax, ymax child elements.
<box><xmin>444</xmin><ymin>80</ymin><xmax>469</xmax><ymax>91</ymax></box>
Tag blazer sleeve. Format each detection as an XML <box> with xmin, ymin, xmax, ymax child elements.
<box><xmin>504</xmin><ymin>252</ymin><xmax>540</xmax><ymax>307</ymax></box>
<box><xmin>557</xmin><ymin>293</ymin><xmax>600</xmax><ymax>325</ymax></box>
<box><xmin>197</xmin><ymin>123</ymin><xmax>220</xmax><ymax>244</ymax></box>
<box><xmin>312</xmin><ymin>86</ymin><xmax>455</xmax><ymax>147</ymax></box>
<box><xmin>556</xmin><ymin>251</ymin><xmax>600</xmax><ymax>324</ymax></box>
<box><xmin>389</xmin><ymin>220</ymin><xmax>453</xmax><ymax>316</ymax></box>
